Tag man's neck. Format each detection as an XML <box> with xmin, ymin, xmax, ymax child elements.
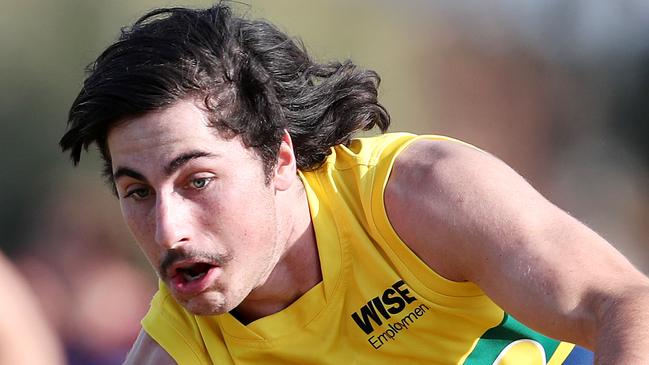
<box><xmin>232</xmin><ymin>178</ymin><xmax>321</xmax><ymax>324</ymax></box>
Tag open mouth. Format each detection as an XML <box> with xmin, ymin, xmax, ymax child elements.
<box><xmin>176</xmin><ymin>262</ymin><xmax>214</xmax><ymax>282</ymax></box>
<box><xmin>166</xmin><ymin>260</ymin><xmax>220</xmax><ymax>296</ymax></box>
<box><xmin>160</xmin><ymin>250</ymin><xmax>229</xmax><ymax>296</ymax></box>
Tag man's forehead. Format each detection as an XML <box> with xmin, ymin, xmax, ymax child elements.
<box><xmin>109</xmin><ymin>101</ymin><xmax>212</xmax><ymax>140</ymax></box>
<box><xmin>106</xmin><ymin>103</ymin><xmax>219</xmax><ymax>160</ymax></box>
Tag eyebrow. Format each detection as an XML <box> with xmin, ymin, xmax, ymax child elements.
<box><xmin>113</xmin><ymin>167</ymin><xmax>147</xmax><ymax>182</ymax></box>
<box><xmin>112</xmin><ymin>150</ymin><xmax>216</xmax><ymax>182</ymax></box>
<box><xmin>164</xmin><ymin>150</ymin><xmax>215</xmax><ymax>176</ymax></box>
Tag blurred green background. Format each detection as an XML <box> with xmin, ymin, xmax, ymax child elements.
<box><xmin>2</xmin><ymin>1</ymin><xmax>648</xmax><ymax>364</ymax></box>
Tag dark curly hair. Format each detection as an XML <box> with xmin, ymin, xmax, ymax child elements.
<box><xmin>60</xmin><ymin>2</ymin><xmax>390</xmax><ymax>183</ymax></box>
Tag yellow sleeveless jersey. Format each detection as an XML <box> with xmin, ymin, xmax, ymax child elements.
<box><xmin>142</xmin><ymin>133</ymin><xmax>593</xmax><ymax>364</ymax></box>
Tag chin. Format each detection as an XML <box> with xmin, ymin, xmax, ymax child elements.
<box><xmin>177</xmin><ymin>291</ymin><xmax>230</xmax><ymax>316</ymax></box>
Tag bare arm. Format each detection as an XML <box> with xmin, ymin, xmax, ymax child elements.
<box><xmin>0</xmin><ymin>253</ymin><xmax>66</xmax><ymax>365</ymax></box>
<box><xmin>123</xmin><ymin>329</ymin><xmax>177</xmax><ymax>365</ymax></box>
<box><xmin>384</xmin><ymin>139</ymin><xmax>649</xmax><ymax>364</ymax></box>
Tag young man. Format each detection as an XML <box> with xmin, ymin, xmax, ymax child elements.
<box><xmin>60</xmin><ymin>4</ymin><xmax>649</xmax><ymax>364</ymax></box>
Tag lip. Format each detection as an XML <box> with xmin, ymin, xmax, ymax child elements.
<box><xmin>168</xmin><ymin>262</ymin><xmax>221</xmax><ymax>297</ymax></box>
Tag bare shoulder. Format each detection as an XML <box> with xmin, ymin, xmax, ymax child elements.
<box><xmin>383</xmin><ymin>138</ymin><xmax>500</xmax><ymax>281</ymax></box>
<box><xmin>383</xmin><ymin>137</ymin><xmax>575</xmax><ymax>282</ymax></box>
<box><xmin>123</xmin><ymin>329</ymin><xmax>177</xmax><ymax>365</ymax></box>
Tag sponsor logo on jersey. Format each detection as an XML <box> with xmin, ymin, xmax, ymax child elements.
<box><xmin>350</xmin><ymin>279</ymin><xmax>429</xmax><ymax>349</ymax></box>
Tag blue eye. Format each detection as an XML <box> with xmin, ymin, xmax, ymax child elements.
<box><xmin>190</xmin><ymin>177</ymin><xmax>212</xmax><ymax>189</ymax></box>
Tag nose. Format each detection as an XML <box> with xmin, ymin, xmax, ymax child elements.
<box><xmin>154</xmin><ymin>193</ymin><xmax>190</xmax><ymax>249</ymax></box>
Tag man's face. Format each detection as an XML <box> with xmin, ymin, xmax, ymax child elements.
<box><xmin>107</xmin><ymin>99</ymin><xmax>285</xmax><ymax>315</ymax></box>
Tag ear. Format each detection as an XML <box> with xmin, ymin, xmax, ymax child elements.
<box><xmin>273</xmin><ymin>130</ymin><xmax>297</xmax><ymax>191</ymax></box>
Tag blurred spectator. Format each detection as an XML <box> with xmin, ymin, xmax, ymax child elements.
<box><xmin>0</xmin><ymin>251</ymin><xmax>66</xmax><ymax>365</ymax></box>
<box><xmin>14</xmin><ymin>175</ymin><xmax>156</xmax><ymax>365</ymax></box>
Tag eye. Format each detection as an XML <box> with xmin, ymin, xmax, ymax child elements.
<box><xmin>124</xmin><ymin>186</ymin><xmax>151</xmax><ymax>200</ymax></box>
<box><xmin>188</xmin><ymin>176</ymin><xmax>214</xmax><ymax>190</ymax></box>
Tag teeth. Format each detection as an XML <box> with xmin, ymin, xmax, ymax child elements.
<box><xmin>182</xmin><ymin>271</ymin><xmax>206</xmax><ymax>282</ymax></box>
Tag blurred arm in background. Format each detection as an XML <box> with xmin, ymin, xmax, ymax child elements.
<box><xmin>0</xmin><ymin>252</ymin><xmax>66</xmax><ymax>365</ymax></box>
